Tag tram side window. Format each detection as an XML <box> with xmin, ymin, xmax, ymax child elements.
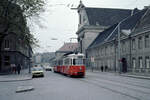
<box><xmin>65</xmin><ymin>58</ymin><xmax>70</xmax><ymax>65</ymax></box>
<box><xmin>73</xmin><ymin>59</ymin><xmax>76</xmax><ymax>65</ymax></box>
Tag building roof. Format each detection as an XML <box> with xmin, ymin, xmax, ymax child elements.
<box><xmin>85</xmin><ymin>7</ymin><xmax>139</xmax><ymax>26</ymax></box>
<box><xmin>88</xmin><ymin>24</ymin><xmax>118</xmax><ymax>48</ymax></box>
<box><xmin>132</xmin><ymin>8</ymin><xmax>150</xmax><ymax>34</ymax></box>
<box><xmin>88</xmin><ymin>8</ymin><xmax>147</xmax><ymax>49</ymax></box>
<box><xmin>56</xmin><ymin>43</ymin><xmax>78</xmax><ymax>53</ymax></box>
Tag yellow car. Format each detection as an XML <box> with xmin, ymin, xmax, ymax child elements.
<box><xmin>32</xmin><ymin>67</ymin><xmax>44</xmax><ymax>78</ymax></box>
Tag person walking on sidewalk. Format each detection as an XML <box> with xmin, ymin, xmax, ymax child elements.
<box><xmin>101</xmin><ymin>66</ymin><xmax>104</xmax><ymax>72</ymax></box>
<box><xmin>17</xmin><ymin>64</ymin><xmax>21</xmax><ymax>75</ymax></box>
<box><xmin>104</xmin><ymin>66</ymin><xmax>108</xmax><ymax>72</ymax></box>
<box><xmin>11</xmin><ymin>64</ymin><xmax>17</xmax><ymax>74</ymax></box>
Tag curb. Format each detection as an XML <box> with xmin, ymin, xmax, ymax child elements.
<box><xmin>120</xmin><ymin>74</ymin><xmax>150</xmax><ymax>80</ymax></box>
<box><xmin>88</xmin><ymin>70</ymin><xmax>150</xmax><ymax>80</ymax></box>
<box><xmin>16</xmin><ymin>86</ymin><xmax>34</xmax><ymax>93</ymax></box>
<box><xmin>0</xmin><ymin>77</ymin><xmax>32</xmax><ymax>82</ymax></box>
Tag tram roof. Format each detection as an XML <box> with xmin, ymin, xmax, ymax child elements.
<box><xmin>67</xmin><ymin>53</ymin><xmax>84</xmax><ymax>57</ymax></box>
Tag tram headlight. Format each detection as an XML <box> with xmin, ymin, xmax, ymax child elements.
<box><xmin>80</xmin><ymin>67</ymin><xmax>82</xmax><ymax>70</ymax></box>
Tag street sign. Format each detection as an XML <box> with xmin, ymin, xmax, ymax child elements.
<box><xmin>91</xmin><ymin>57</ymin><xmax>95</xmax><ymax>62</ymax></box>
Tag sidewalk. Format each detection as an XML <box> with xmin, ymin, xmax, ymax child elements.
<box><xmin>120</xmin><ymin>72</ymin><xmax>150</xmax><ymax>80</ymax></box>
<box><xmin>87</xmin><ymin>69</ymin><xmax>150</xmax><ymax>80</ymax></box>
<box><xmin>0</xmin><ymin>69</ymin><xmax>32</xmax><ymax>82</ymax></box>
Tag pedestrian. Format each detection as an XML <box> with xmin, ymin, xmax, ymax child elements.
<box><xmin>11</xmin><ymin>64</ymin><xmax>17</xmax><ymax>74</ymax></box>
<box><xmin>17</xmin><ymin>64</ymin><xmax>21</xmax><ymax>74</ymax></box>
<box><xmin>105</xmin><ymin>66</ymin><xmax>108</xmax><ymax>72</ymax></box>
<box><xmin>10</xmin><ymin>64</ymin><xmax>13</xmax><ymax>73</ymax></box>
<box><xmin>101</xmin><ymin>66</ymin><xmax>104</xmax><ymax>72</ymax></box>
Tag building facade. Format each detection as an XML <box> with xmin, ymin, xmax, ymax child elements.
<box><xmin>76</xmin><ymin>1</ymin><xmax>138</xmax><ymax>54</ymax></box>
<box><xmin>0</xmin><ymin>33</ymin><xmax>33</xmax><ymax>73</ymax></box>
<box><xmin>130</xmin><ymin>8</ymin><xmax>150</xmax><ymax>73</ymax></box>
<box><xmin>86</xmin><ymin>8</ymin><xmax>150</xmax><ymax>73</ymax></box>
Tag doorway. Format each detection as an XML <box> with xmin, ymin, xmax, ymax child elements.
<box><xmin>122</xmin><ymin>58</ymin><xmax>127</xmax><ymax>73</ymax></box>
<box><xmin>0</xmin><ymin>55</ymin><xmax>1</xmax><ymax>71</ymax></box>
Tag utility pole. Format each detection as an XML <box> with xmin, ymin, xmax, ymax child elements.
<box><xmin>118</xmin><ymin>22</ymin><xmax>122</xmax><ymax>73</ymax></box>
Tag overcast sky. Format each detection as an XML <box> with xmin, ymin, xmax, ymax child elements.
<box><xmin>32</xmin><ymin>0</ymin><xmax>150</xmax><ymax>53</ymax></box>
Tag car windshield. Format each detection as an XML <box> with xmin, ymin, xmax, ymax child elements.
<box><xmin>32</xmin><ymin>67</ymin><xmax>43</xmax><ymax>71</ymax></box>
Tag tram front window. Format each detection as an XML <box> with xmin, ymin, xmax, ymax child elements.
<box><xmin>73</xmin><ymin>59</ymin><xmax>83</xmax><ymax>65</ymax></box>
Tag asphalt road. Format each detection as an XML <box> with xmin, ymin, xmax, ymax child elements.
<box><xmin>0</xmin><ymin>71</ymin><xmax>150</xmax><ymax>100</ymax></box>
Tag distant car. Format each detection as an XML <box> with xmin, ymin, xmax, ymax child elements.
<box><xmin>44</xmin><ymin>66</ymin><xmax>53</xmax><ymax>71</ymax></box>
<box><xmin>32</xmin><ymin>67</ymin><xmax>44</xmax><ymax>78</ymax></box>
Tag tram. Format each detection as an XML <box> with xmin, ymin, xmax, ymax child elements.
<box><xmin>54</xmin><ymin>53</ymin><xmax>86</xmax><ymax>77</ymax></box>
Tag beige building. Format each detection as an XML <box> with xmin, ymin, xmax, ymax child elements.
<box><xmin>76</xmin><ymin>1</ymin><xmax>138</xmax><ymax>54</ymax></box>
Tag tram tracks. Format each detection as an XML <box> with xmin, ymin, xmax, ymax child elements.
<box><xmin>54</xmin><ymin>72</ymin><xmax>150</xmax><ymax>100</ymax></box>
<box><xmin>89</xmin><ymin>78</ymin><xmax>150</xmax><ymax>94</ymax></box>
<box><xmin>78</xmin><ymin>78</ymin><xmax>150</xmax><ymax>100</ymax></box>
<box><xmin>86</xmin><ymin>74</ymin><xmax>150</xmax><ymax>89</ymax></box>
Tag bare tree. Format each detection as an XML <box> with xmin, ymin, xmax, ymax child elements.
<box><xmin>0</xmin><ymin>0</ymin><xmax>46</xmax><ymax>46</ymax></box>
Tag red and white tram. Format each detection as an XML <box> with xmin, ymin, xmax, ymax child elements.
<box><xmin>54</xmin><ymin>53</ymin><xmax>86</xmax><ymax>77</ymax></box>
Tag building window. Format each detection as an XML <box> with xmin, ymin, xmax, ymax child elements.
<box><xmin>145</xmin><ymin>57</ymin><xmax>150</xmax><ymax>68</ymax></box>
<box><xmin>132</xmin><ymin>58</ymin><xmax>136</xmax><ymax>68</ymax></box>
<box><xmin>138</xmin><ymin>37</ymin><xmax>142</xmax><ymax>49</ymax></box>
<box><xmin>122</xmin><ymin>41</ymin><xmax>125</xmax><ymax>52</ymax></box>
<box><xmin>79</xmin><ymin>14</ymin><xmax>81</xmax><ymax>24</ymax></box>
<box><xmin>132</xmin><ymin>39</ymin><xmax>136</xmax><ymax>50</ymax></box>
<box><xmin>99</xmin><ymin>48</ymin><xmax>101</xmax><ymax>56</ymax></box>
<box><xmin>96</xmin><ymin>48</ymin><xmax>99</xmax><ymax>56</ymax></box>
<box><xmin>108</xmin><ymin>46</ymin><xmax>110</xmax><ymax>55</ymax></box>
<box><xmin>111</xmin><ymin>45</ymin><xmax>114</xmax><ymax>53</ymax></box>
<box><xmin>139</xmin><ymin>57</ymin><xmax>143</xmax><ymax>68</ymax></box>
<box><xmin>4</xmin><ymin>40</ymin><xmax>10</xmax><ymax>49</ymax></box>
<box><xmin>101</xmin><ymin>48</ymin><xmax>103</xmax><ymax>55</ymax></box>
<box><xmin>101</xmin><ymin>48</ymin><xmax>104</xmax><ymax>56</ymax></box>
<box><xmin>145</xmin><ymin>35</ymin><xmax>149</xmax><ymax>48</ymax></box>
<box><xmin>4</xmin><ymin>56</ymin><xmax>10</xmax><ymax>66</ymax></box>
<box><xmin>105</xmin><ymin>46</ymin><xmax>107</xmax><ymax>55</ymax></box>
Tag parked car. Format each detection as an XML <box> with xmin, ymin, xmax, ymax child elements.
<box><xmin>32</xmin><ymin>67</ymin><xmax>44</xmax><ymax>78</ymax></box>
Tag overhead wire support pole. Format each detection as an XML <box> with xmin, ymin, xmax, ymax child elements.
<box><xmin>116</xmin><ymin>13</ymin><xmax>130</xmax><ymax>74</ymax></box>
<box><xmin>118</xmin><ymin>22</ymin><xmax>122</xmax><ymax>74</ymax></box>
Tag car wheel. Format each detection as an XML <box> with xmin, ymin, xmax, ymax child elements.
<box><xmin>41</xmin><ymin>75</ymin><xmax>44</xmax><ymax>77</ymax></box>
